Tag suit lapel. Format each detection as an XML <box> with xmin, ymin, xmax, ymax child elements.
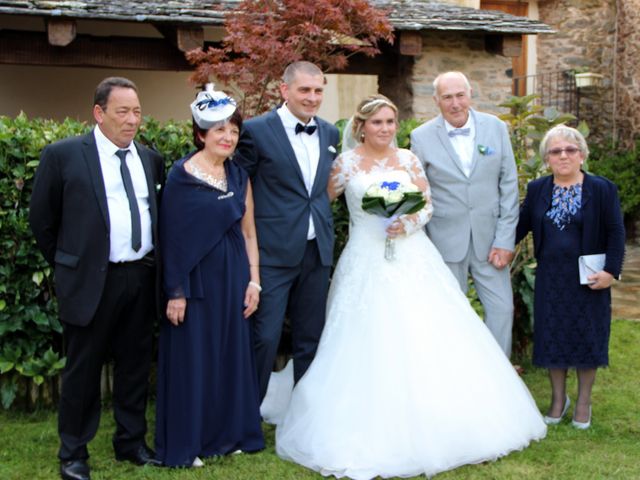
<box><xmin>435</xmin><ymin>116</ymin><xmax>467</xmax><ymax>176</ymax></box>
<box><xmin>265</xmin><ymin>112</ymin><xmax>307</xmax><ymax>189</ymax></box>
<box><xmin>82</xmin><ymin>132</ymin><xmax>110</xmax><ymax>230</ymax></box>
<box><xmin>310</xmin><ymin>121</ymin><xmax>330</xmax><ymax>195</ymax></box>
<box><xmin>469</xmin><ymin>109</ymin><xmax>483</xmax><ymax>175</ymax></box>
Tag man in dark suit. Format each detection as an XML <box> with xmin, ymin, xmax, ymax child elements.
<box><xmin>235</xmin><ymin>61</ymin><xmax>340</xmax><ymax>400</ymax></box>
<box><xmin>29</xmin><ymin>77</ymin><xmax>164</xmax><ymax>480</ymax></box>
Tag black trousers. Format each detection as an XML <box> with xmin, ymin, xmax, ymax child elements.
<box><xmin>57</xmin><ymin>261</ymin><xmax>155</xmax><ymax>461</ymax></box>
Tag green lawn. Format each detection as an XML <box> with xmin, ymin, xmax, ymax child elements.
<box><xmin>1</xmin><ymin>320</ymin><xmax>639</xmax><ymax>480</ymax></box>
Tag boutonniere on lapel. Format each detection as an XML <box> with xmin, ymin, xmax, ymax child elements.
<box><xmin>328</xmin><ymin>145</ymin><xmax>337</xmax><ymax>154</ymax></box>
<box><xmin>155</xmin><ymin>183</ymin><xmax>162</xmax><ymax>193</ymax></box>
<box><xmin>477</xmin><ymin>144</ymin><xmax>494</xmax><ymax>156</ymax></box>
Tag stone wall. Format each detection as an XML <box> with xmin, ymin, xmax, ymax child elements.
<box><xmin>410</xmin><ymin>31</ymin><xmax>513</xmax><ymax>121</ymax></box>
<box><xmin>537</xmin><ymin>0</ymin><xmax>640</xmax><ymax>147</ymax></box>
<box><xmin>615</xmin><ymin>0</ymin><xmax>640</xmax><ymax>147</ymax></box>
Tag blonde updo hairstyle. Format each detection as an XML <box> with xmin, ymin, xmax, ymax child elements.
<box><xmin>351</xmin><ymin>94</ymin><xmax>399</xmax><ymax>143</ymax></box>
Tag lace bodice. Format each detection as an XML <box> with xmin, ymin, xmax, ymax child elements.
<box><xmin>330</xmin><ymin>148</ymin><xmax>433</xmax><ymax>236</ymax></box>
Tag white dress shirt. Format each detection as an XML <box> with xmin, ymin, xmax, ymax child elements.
<box><xmin>94</xmin><ymin>126</ymin><xmax>153</xmax><ymax>262</ymax></box>
<box><xmin>277</xmin><ymin>104</ymin><xmax>320</xmax><ymax>240</ymax></box>
<box><xmin>445</xmin><ymin>116</ymin><xmax>475</xmax><ymax>177</ymax></box>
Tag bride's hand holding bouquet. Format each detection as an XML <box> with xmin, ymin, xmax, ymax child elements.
<box><xmin>361</xmin><ymin>180</ymin><xmax>426</xmax><ymax>260</ymax></box>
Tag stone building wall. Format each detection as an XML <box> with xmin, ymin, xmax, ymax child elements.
<box><xmin>615</xmin><ymin>0</ymin><xmax>640</xmax><ymax>147</ymax></box>
<box><xmin>537</xmin><ymin>0</ymin><xmax>639</xmax><ymax>147</ymax></box>
<box><xmin>411</xmin><ymin>31</ymin><xmax>513</xmax><ymax>122</ymax></box>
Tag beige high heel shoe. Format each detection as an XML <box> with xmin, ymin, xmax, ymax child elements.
<box><xmin>543</xmin><ymin>395</ymin><xmax>570</xmax><ymax>425</ymax></box>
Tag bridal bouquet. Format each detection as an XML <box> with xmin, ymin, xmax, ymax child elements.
<box><xmin>361</xmin><ymin>181</ymin><xmax>426</xmax><ymax>260</ymax></box>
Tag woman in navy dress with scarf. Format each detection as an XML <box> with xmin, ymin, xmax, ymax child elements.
<box><xmin>516</xmin><ymin>125</ymin><xmax>625</xmax><ymax>430</ymax></box>
<box><xmin>155</xmin><ymin>85</ymin><xmax>264</xmax><ymax>467</ymax></box>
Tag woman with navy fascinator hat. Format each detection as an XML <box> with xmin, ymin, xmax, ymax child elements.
<box><xmin>155</xmin><ymin>84</ymin><xmax>265</xmax><ymax>467</ymax></box>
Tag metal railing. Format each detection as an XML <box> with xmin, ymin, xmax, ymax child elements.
<box><xmin>512</xmin><ymin>70</ymin><xmax>578</xmax><ymax>119</ymax></box>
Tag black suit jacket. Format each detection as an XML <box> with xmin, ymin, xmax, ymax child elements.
<box><xmin>516</xmin><ymin>172</ymin><xmax>625</xmax><ymax>278</ymax></box>
<box><xmin>29</xmin><ymin>131</ymin><xmax>165</xmax><ymax>326</ymax></box>
<box><xmin>235</xmin><ymin>109</ymin><xmax>339</xmax><ymax>267</ymax></box>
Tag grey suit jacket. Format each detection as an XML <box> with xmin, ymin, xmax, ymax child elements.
<box><xmin>234</xmin><ymin>109</ymin><xmax>339</xmax><ymax>268</ymax></box>
<box><xmin>410</xmin><ymin>109</ymin><xmax>518</xmax><ymax>263</ymax></box>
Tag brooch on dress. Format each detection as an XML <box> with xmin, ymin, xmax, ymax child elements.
<box><xmin>217</xmin><ymin>191</ymin><xmax>235</xmax><ymax>200</ymax></box>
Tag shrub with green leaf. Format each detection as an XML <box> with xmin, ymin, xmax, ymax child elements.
<box><xmin>588</xmin><ymin>140</ymin><xmax>640</xmax><ymax>223</ymax></box>
<box><xmin>0</xmin><ymin>114</ymin><xmax>89</xmax><ymax>409</ymax></box>
<box><xmin>0</xmin><ymin>113</ymin><xmax>194</xmax><ymax>410</ymax></box>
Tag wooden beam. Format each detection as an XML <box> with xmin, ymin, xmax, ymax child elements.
<box><xmin>46</xmin><ymin>18</ymin><xmax>76</xmax><ymax>47</ymax></box>
<box><xmin>399</xmin><ymin>31</ymin><xmax>422</xmax><ymax>56</ymax></box>
<box><xmin>177</xmin><ymin>27</ymin><xmax>204</xmax><ymax>52</ymax></box>
<box><xmin>0</xmin><ymin>30</ymin><xmax>196</xmax><ymax>70</ymax></box>
<box><xmin>485</xmin><ymin>34</ymin><xmax>522</xmax><ymax>58</ymax></box>
<box><xmin>154</xmin><ymin>25</ymin><xmax>204</xmax><ymax>52</ymax></box>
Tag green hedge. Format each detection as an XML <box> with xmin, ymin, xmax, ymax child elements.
<box><xmin>0</xmin><ymin>114</ymin><xmax>194</xmax><ymax>410</ymax></box>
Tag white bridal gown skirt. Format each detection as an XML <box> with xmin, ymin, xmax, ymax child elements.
<box><xmin>273</xmin><ymin>218</ymin><xmax>547</xmax><ymax>480</ymax></box>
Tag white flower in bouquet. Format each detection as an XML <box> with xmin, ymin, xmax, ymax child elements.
<box><xmin>361</xmin><ymin>180</ymin><xmax>426</xmax><ymax>260</ymax></box>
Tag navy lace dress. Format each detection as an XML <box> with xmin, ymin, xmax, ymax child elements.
<box><xmin>532</xmin><ymin>184</ymin><xmax>611</xmax><ymax>368</ymax></box>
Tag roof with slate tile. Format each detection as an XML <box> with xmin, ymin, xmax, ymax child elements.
<box><xmin>0</xmin><ymin>0</ymin><xmax>553</xmax><ymax>34</ymax></box>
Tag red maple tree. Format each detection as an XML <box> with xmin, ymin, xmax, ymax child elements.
<box><xmin>187</xmin><ymin>0</ymin><xmax>394</xmax><ymax>116</ymax></box>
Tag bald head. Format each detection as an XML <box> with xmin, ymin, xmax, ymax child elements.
<box><xmin>433</xmin><ymin>71</ymin><xmax>473</xmax><ymax>128</ymax></box>
<box><xmin>433</xmin><ymin>71</ymin><xmax>471</xmax><ymax>100</ymax></box>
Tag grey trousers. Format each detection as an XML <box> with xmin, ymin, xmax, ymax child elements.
<box><xmin>445</xmin><ymin>246</ymin><xmax>514</xmax><ymax>358</ymax></box>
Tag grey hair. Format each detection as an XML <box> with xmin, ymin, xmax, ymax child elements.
<box><xmin>432</xmin><ymin>71</ymin><xmax>471</xmax><ymax>100</ymax></box>
<box><xmin>282</xmin><ymin>61</ymin><xmax>324</xmax><ymax>85</ymax></box>
<box><xmin>540</xmin><ymin>124</ymin><xmax>589</xmax><ymax>161</ymax></box>
<box><xmin>351</xmin><ymin>94</ymin><xmax>398</xmax><ymax>143</ymax></box>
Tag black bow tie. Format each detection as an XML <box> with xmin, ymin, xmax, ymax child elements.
<box><xmin>295</xmin><ymin>123</ymin><xmax>317</xmax><ymax>135</ymax></box>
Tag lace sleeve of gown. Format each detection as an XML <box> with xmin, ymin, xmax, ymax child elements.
<box><xmin>398</xmin><ymin>150</ymin><xmax>433</xmax><ymax>236</ymax></box>
<box><xmin>328</xmin><ymin>152</ymin><xmax>349</xmax><ymax>199</ymax></box>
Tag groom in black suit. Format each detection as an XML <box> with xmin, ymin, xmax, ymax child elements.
<box><xmin>29</xmin><ymin>77</ymin><xmax>163</xmax><ymax>480</ymax></box>
<box><xmin>235</xmin><ymin>61</ymin><xmax>339</xmax><ymax>399</ymax></box>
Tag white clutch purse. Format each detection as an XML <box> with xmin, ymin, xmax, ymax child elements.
<box><xmin>578</xmin><ymin>253</ymin><xmax>606</xmax><ymax>285</ymax></box>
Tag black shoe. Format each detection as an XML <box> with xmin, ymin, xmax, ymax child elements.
<box><xmin>60</xmin><ymin>459</ymin><xmax>90</xmax><ymax>480</ymax></box>
<box><xmin>115</xmin><ymin>444</ymin><xmax>162</xmax><ymax>466</ymax></box>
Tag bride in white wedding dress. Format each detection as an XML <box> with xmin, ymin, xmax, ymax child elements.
<box><xmin>274</xmin><ymin>95</ymin><xmax>547</xmax><ymax>479</ymax></box>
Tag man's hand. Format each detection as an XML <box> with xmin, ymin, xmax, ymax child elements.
<box><xmin>488</xmin><ymin>248</ymin><xmax>514</xmax><ymax>270</ymax></box>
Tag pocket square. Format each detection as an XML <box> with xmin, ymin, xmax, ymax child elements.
<box><xmin>578</xmin><ymin>253</ymin><xmax>605</xmax><ymax>285</ymax></box>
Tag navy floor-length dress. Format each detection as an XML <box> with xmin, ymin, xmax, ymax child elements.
<box><xmin>155</xmin><ymin>154</ymin><xmax>264</xmax><ymax>467</ymax></box>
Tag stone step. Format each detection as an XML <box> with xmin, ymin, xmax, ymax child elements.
<box><xmin>611</xmin><ymin>243</ymin><xmax>640</xmax><ymax>320</ymax></box>
<box><xmin>619</xmin><ymin>273</ymin><xmax>640</xmax><ymax>283</ymax></box>
<box><xmin>612</xmin><ymin>296</ymin><xmax>640</xmax><ymax>307</ymax></box>
<box><xmin>613</xmin><ymin>306</ymin><xmax>640</xmax><ymax>319</ymax></box>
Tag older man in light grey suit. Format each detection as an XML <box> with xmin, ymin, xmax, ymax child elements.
<box><xmin>410</xmin><ymin>71</ymin><xmax>518</xmax><ymax>357</ymax></box>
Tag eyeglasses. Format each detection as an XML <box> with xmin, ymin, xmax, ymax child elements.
<box><xmin>547</xmin><ymin>146</ymin><xmax>581</xmax><ymax>157</ymax></box>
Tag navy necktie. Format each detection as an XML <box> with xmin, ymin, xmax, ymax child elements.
<box><xmin>448</xmin><ymin>128</ymin><xmax>470</xmax><ymax>137</ymax></box>
<box><xmin>295</xmin><ymin>123</ymin><xmax>317</xmax><ymax>135</ymax></box>
<box><xmin>115</xmin><ymin>149</ymin><xmax>142</xmax><ymax>252</ymax></box>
